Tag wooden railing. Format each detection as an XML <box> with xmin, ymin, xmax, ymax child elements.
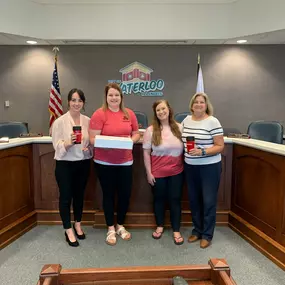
<box><xmin>37</xmin><ymin>259</ymin><xmax>237</xmax><ymax>285</ymax></box>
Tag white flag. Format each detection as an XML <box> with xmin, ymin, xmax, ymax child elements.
<box><xmin>196</xmin><ymin>54</ymin><xmax>204</xmax><ymax>93</ymax></box>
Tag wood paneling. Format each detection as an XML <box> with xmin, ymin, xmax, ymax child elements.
<box><xmin>231</xmin><ymin>145</ymin><xmax>285</xmax><ymax>244</ymax></box>
<box><xmin>36</xmin><ymin>210</ymin><xmax>95</xmax><ymax>225</ymax></box>
<box><xmin>94</xmin><ymin>211</ymin><xmax>229</xmax><ymax>228</ymax></box>
<box><xmin>0</xmin><ymin>145</ymin><xmax>36</xmax><ymax>249</ymax></box>
<box><xmin>93</xmin><ymin>144</ymin><xmax>232</xmax><ymax>226</ymax></box>
<box><xmin>33</xmin><ymin>144</ymin><xmax>97</xmax><ymax>212</ymax></box>
<box><xmin>0</xmin><ymin>145</ymin><xmax>34</xmax><ymax>229</ymax></box>
<box><xmin>0</xmin><ymin>211</ymin><xmax>36</xmax><ymax>249</ymax></box>
<box><xmin>33</xmin><ymin>143</ymin><xmax>232</xmax><ymax>226</ymax></box>
<box><xmin>229</xmin><ymin>212</ymin><xmax>285</xmax><ymax>271</ymax></box>
<box><xmin>230</xmin><ymin>144</ymin><xmax>285</xmax><ymax>269</ymax></box>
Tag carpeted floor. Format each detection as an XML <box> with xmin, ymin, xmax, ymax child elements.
<box><xmin>0</xmin><ymin>226</ymin><xmax>284</xmax><ymax>285</ymax></box>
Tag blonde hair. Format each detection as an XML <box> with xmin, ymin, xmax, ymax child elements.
<box><xmin>189</xmin><ymin>92</ymin><xmax>213</xmax><ymax>116</ymax></box>
<box><xmin>102</xmin><ymin>83</ymin><xmax>129</xmax><ymax>119</ymax></box>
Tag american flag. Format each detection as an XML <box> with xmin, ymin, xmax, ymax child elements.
<box><xmin>49</xmin><ymin>54</ymin><xmax>63</xmax><ymax>135</ymax></box>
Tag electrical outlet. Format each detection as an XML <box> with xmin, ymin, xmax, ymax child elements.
<box><xmin>4</xmin><ymin>100</ymin><xmax>10</xmax><ymax>108</ymax></box>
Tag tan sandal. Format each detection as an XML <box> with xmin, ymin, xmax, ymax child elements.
<box><xmin>116</xmin><ymin>226</ymin><xmax>131</xmax><ymax>241</ymax></box>
<box><xmin>106</xmin><ymin>230</ymin><xmax>117</xmax><ymax>246</ymax></box>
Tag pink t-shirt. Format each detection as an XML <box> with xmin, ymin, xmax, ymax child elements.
<box><xmin>143</xmin><ymin>125</ymin><xmax>184</xmax><ymax>178</ymax></box>
<box><xmin>90</xmin><ymin>108</ymin><xmax>139</xmax><ymax>164</ymax></box>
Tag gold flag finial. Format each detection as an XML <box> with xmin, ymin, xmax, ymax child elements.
<box><xmin>52</xmin><ymin>47</ymin><xmax>59</xmax><ymax>58</ymax></box>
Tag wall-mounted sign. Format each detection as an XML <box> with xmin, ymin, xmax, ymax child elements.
<box><xmin>108</xmin><ymin>61</ymin><xmax>164</xmax><ymax>96</ymax></box>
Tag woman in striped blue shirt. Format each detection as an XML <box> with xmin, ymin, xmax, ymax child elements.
<box><xmin>181</xmin><ymin>92</ymin><xmax>224</xmax><ymax>249</ymax></box>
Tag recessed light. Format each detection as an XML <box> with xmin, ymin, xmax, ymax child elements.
<box><xmin>26</xmin><ymin>40</ymin><xmax>38</xmax><ymax>45</ymax></box>
<box><xmin>237</xmin><ymin>40</ymin><xmax>247</xmax><ymax>44</ymax></box>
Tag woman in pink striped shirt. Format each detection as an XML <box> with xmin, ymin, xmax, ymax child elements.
<box><xmin>143</xmin><ymin>100</ymin><xmax>184</xmax><ymax>245</ymax></box>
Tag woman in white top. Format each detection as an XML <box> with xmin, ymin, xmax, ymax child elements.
<box><xmin>181</xmin><ymin>93</ymin><xmax>224</xmax><ymax>249</ymax></box>
<box><xmin>52</xmin><ymin>88</ymin><xmax>92</xmax><ymax>247</ymax></box>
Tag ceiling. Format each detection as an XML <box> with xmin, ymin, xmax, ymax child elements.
<box><xmin>1</xmin><ymin>29</ymin><xmax>285</xmax><ymax>45</ymax></box>
<box><xmin>1</xmin><ymin>0</ymin><xmax>284</xmax><ymax>45</ymax></box>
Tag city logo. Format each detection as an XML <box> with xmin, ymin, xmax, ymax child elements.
<box><xmin>108</xmin><ymin>61</ymin><xmax>165</xmax><ymax>96</ymax></box>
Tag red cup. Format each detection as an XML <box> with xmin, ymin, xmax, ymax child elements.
<box><xmin>186</xmin><ymin>136</ymin><xmax>195</xmax><ymax>152</ymax></box>
<box><xmin>73</xmin><ymin>126</ymin><xmax>82</xmax><ymax>144</ymax></box>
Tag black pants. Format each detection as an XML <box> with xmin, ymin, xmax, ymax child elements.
<box><xmin>55</xmin><ymin>159</ymin><xmax>90</xmax><ymax>229</ymax></box>
<box><xmin>95</xmin><ymin>163</ymin><xmax>132</xmax><ymax>226</ymax></box>
<box><xmin>152</xmin><ymin>172</ymin><xmax>183</xmax><ymax>232</ymax></box>
<box><xmin>184</xmin><ymin>162</ymin><xmax>222</xmax><ymax>241</ymax></box>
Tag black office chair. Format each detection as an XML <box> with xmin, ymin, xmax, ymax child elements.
<box><xmin>247</xmin><ymin>120</ymin><xmax>283</xmax><ymax>144</ymax></box>
<box><xmin>0</xmin><ymin>122</ymin><xmax>29</xmax><ymax>138</ymax></box>
<box><xmin>174</xmin><ymin>112</ymin><xmax>190</xmax><ymax>123</ymax></box>
<box><xmin>134</xmin><ymin>111</ymin><xmax>148</xmax><ymax>129</ymax></box>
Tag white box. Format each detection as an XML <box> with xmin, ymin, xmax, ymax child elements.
<box><xmin>95</xmin><ymin>135</ymin><xmax>133</xmax><ymax>150</ymax></box>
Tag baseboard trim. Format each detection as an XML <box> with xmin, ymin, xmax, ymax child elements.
<box><xmin>36</xmin><ymin>210</ymin><xmax>95</xmax><ymax>225</ymax></box>
<box><xmin>0</xmin><ymin>211</ymin><xmax>37</xmax><ymax>250</ymax></box>
<box><xmin>94</xmin><ymin>211</ymin><xmax>229</xmax><ymax>228</ymax></box>
<box><xmin>229</xmin><ymin>211</ymin><xmax>285</xmax><ymax>271</ymax></box>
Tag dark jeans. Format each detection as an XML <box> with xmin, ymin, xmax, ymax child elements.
<box><xmin>184</xmin><ymin>161</ymin><xmax>222</xmax><ymax>241</ymax></box>
<box><xmin>152</xmin><ymin>172</ymin><xmax>184</xmax><ymax>232</ymax></box>
<box><xmin>55</xmin><ymin>159</ymin><xmax>90</xmax><ymax>229</ymax></box>
<box><xmin>95</xmin><ymin>163</ymin><xmax>132</xmax><ymax>226</ymax></box>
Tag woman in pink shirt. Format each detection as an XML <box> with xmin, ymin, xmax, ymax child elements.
<box><xmin>89</xmin><ymin>83</ymin><xmax>140</xmax><ymax>246</ymax></box>
<box><xmin>52</xmin><ymin>88</ymin><xmax>92</xmax><ymax>247</ymax></box>
<box><xmin>143</xmin><ymin>100</ymin><xmax>184</xmax><ymax>245</ymax></box>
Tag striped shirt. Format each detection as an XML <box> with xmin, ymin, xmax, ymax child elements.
<box><xmin>181</xmin><ymin>115</ymin><xmax>223</xmax><ymax>165</ymax></box>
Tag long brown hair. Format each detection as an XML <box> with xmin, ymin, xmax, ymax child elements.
<box><xmin>102</xmin><ymin>83</ymin><xmax>129</xmax><ymax>118</ymax></box>
<box><xmin>152</xmin><ymin>100</ymin><xmax>182</xmax><ymax>146</ymax></box>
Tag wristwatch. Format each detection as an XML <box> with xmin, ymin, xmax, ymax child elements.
<box><xmin>201</xmin><ymin>148</ymin><xmax>206</xmax><ymax>156</ymax></box>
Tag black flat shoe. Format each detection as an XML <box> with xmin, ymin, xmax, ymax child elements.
<box><xmin>73</xmin><ymin>224</ymin><xmax>86</xmax><ymax>240</ymax></box>
<box><xmin>65</xmin><ymin>232</ymin><xmax>79</xmax><ymax>247</ymax></box>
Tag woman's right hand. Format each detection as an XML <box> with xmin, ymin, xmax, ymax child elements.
<box><xmin>64</xmin><ymin>133</ymin><xmax>76</xmax><ymax>149</ymax></box>
<box><xmin>70</xmin><ymin>133</ymin><xmax>77</xmax><ymax>145</ymax></box>
<box><xmin>147</xmin><ymin>173</ymin><xmax>156</xmax><ymax>186</ymax></box>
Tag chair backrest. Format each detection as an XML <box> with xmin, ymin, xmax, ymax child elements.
<box><xmin>134</xmin><ymin>111</ymin><xmax>148</xmax><ymax>129</ymax></box>
<box><xmin>247</xmin><ymin>121</ymin><xmax>283</xmax><ymax>144</ymax></box>
<box><xmin>174</xmin><ymin>112</ymin><xmax>191</xmax><ymax>123</ymax></box>
<box><xmin>0</xmin><ymin>122</ymin><xmax>29</xmax><ymax>138</ymax></box>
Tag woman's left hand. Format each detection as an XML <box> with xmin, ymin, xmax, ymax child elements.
<box><xmin>188</xmin><ymin>147</ymin><xmax>202</xmax><ymax>156</ymax></box>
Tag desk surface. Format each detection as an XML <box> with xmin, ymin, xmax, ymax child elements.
<box><xmin>1</xmin><ymin>136</ymin><xmax>285</xmax><ymax>156</ymax></box>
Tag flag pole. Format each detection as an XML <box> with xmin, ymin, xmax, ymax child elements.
<box><xmin>197</xmin><ymin>53</ymin><xmax>200</xmax><ymax>77</ymax></box>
